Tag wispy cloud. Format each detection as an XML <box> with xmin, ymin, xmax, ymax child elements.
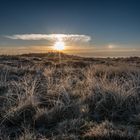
<box><xmin>5</xmin><ymin>34</ymin><xmax>91</xmax><ymax>42</ymax></box>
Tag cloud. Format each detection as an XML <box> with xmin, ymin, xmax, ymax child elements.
<box><xmin>5</xmin><ymin>34</ymin><xmax>91</xmax><ymax>42</ymax></box>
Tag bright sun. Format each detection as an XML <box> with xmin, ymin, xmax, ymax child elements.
<box><xmin>54</xmin><ymin>41</ymin><xmax>65</xmax><ymax>51</ymax></box>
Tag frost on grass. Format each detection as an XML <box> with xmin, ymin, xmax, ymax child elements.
<box><xmin>0</xmin><ymin>54</ymin><xmax>140</xmax><ymax>139</ymax></box>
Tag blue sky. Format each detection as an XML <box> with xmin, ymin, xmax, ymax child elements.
<box><xmin>0</xmin><ymin>0</ymin><xmax>140</xmax><ymax>56</ymax></box>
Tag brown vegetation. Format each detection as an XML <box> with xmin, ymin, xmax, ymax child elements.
<box><xmin>0</xmin><ymin>53</ymin><xmax>140</xmax><ymax>139</ymax></box>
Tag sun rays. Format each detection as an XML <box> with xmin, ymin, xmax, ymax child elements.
<box><xmin>54</xmin><ymin>41</ymin><xmax>65</xmax><ymax>51</ymax></box>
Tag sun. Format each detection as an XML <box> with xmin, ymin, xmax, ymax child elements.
<box><xmin>54</xmin><ymin>41</ymin><xmax>65</xmax><ymax>51</ymax></box>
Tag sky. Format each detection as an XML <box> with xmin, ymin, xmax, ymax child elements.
<box><xmin>0</xmin><ymin>0</ymin><xmax>140</xmax><ymax>57</ymax></box>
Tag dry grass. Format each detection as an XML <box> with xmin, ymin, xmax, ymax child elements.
<box><xmin>0</xmin><ymin>53</ymin><xmax>140</xmax><ymax>139</ymax></box>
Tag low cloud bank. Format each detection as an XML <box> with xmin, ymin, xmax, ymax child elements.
<box><xmin>6</xmin><ymin>34</ymin><xmax>91</xmax><ymax>42</ymax></box>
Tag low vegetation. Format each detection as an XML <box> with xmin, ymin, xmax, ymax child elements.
<box><xmin>0</xmin><ymin>53</ymin><xmax>140</xmax><ymax>140</ymax></box>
